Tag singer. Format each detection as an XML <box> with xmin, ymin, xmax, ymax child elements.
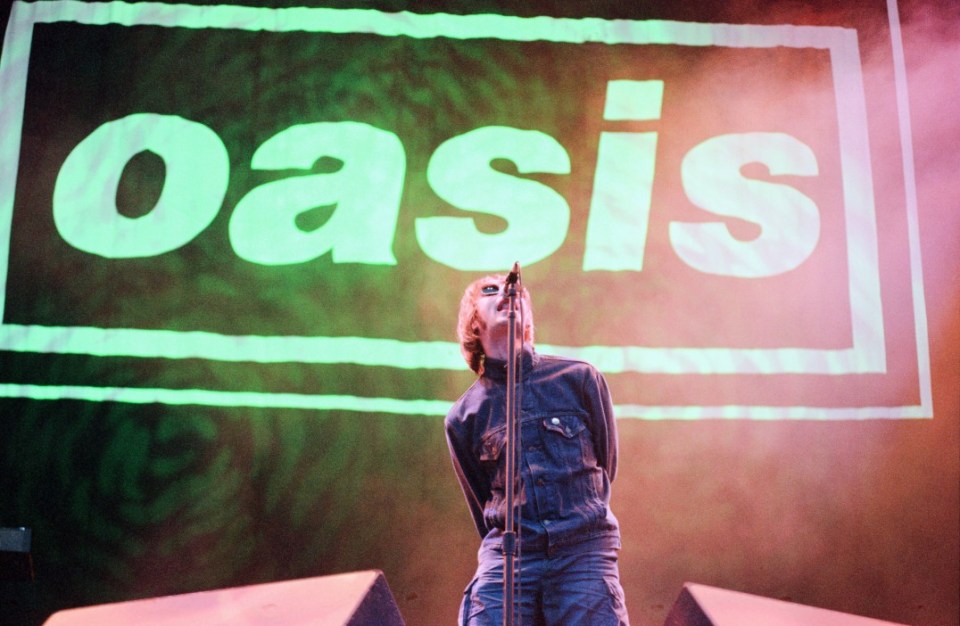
<box><xmin>445</xmin><ymin>272</ymin><xmax>629</xmax><ymax>625</ymax></box>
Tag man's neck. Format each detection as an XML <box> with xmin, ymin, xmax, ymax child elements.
<box><xmin>481</xmin><ymin>325</ymin><xmax>522</xmax><ymax>362</ymax></box>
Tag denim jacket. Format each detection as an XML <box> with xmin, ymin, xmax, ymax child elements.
<box><xmin>445</xmin><ymin>347</ymin><xmax>621</xmax><ymax>554</ymax></box>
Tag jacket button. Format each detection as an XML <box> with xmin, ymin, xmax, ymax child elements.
<box><xmin>551</xmin><ymin>417</ymin><xmax>560</xmax><ymax>425</ymax></box>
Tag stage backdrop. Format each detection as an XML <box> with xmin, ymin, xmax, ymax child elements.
<box><xmin>0</xmin><ymin>0</ymin><xmax>957</xmax><ymax>625</ymax></box>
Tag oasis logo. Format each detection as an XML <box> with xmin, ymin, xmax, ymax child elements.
<box><xmin>0</xmin><ymin>1</ymin><xmax>930</xmax><ymax>418</ymax></box>
<box><xmin>55</xmin><ymin>89</ymin><xmax>817</xmax><ymax>279</ymax></box>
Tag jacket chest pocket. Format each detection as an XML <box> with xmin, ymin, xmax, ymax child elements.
<box><xmin>542</xmin><ymin>414</ymin><xmax>595</xmax><ymax>465</ymax></box>
<box><xmin>479</xmin><ymin>426</ymin><xmax>507</xmax><ymax>487</ymax></box>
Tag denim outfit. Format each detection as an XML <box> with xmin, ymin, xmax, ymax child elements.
<box><xmin>445</xmin><ymin>347</ymin><xmax>629</xmax><ymax>625</ymax></box>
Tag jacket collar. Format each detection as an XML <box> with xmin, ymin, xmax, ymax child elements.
<box><xmin>481</xmin><ymin>345</ymin><xmax>538</xmax><ymax>382</ymax></box>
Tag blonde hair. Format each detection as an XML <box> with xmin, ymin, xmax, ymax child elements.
<box><xmin>456</xmin><ymin>274</ymin><xmax>535</xmax><ymax>374</ymax></box>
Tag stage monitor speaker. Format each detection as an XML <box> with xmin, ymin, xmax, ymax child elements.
<box><xmin>0</xmin><ymin>526</ymin><xmax>34</xmax><ymax>582</ymax></box>
<box><xmin>664</xmin><ymin>583</ymin><xmax>908</xmax><ymax>626</ymax></box>
<box><xmin>43</xmin><ymin>569</ymin><xmax>405</xmax><ymax>626</ymax></box>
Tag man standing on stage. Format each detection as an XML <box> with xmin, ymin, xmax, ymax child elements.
<box><xmin>445</xmin><ymin>273</ymin><xmax>629</xmax><ymax>625</ymax></box>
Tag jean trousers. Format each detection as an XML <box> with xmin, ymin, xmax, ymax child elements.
<box><xmin>459</xmin><ymin>542</ymin><xmax>629</xmax><ymax>626</ymax></box>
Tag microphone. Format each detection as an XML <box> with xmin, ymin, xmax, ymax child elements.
<box><xmin>497</xmin><ymin>263</ymin><xmax>521</xmax><ymax>313</ymax></box>
<box><xmin>504</xmin><ymin>262</ymin><xmax>521</xmax><ymax>288</ymax></box>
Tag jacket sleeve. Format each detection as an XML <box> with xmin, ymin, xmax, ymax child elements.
<box><xmin>584</xmin><ymin>365</ymin><xmax>618</xmax><ymax>482</ymax></box>
<box><xmin>445</xmin><ymin>408</ymin><xmax>490</xmax><ymax>538</ymax></box>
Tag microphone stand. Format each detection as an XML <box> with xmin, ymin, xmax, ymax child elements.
<box><xmin>502</xmin><ymin>266</ymin><xmax>520</xmax><ymax>626</ymax></box>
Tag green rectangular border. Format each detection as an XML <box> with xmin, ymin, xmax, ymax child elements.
<box><xmin>0</xmin><ymin>1</ymin><xmax>931</xmax><ymax>418</ymax></box>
